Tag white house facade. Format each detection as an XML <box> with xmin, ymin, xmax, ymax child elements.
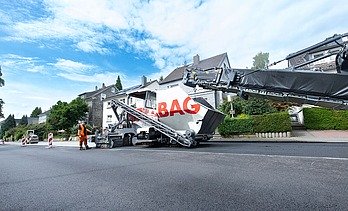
<box><xmin>159</xmin><ymin>53</ymin><xmax>232</xmax><ymax>108</ymax></box>
<box><xmin>102</xmin><ymin>79</ymin><xmax>159</xmax><ymax>129</ymax></box>
<box><xmin>38</xmin><ymin>110</ymin><xmax>50</xmax><ymax>124</ymax></box>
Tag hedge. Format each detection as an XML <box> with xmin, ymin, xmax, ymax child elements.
<box><xmin>253</xmin><ymin>112</ymin><xmax>292</xmax><ymax>133</ymax></box>
<box><xmin>218</xmin><ymin>117</ymin><xmax>254</xmax><ymax>136</ymax></box>
<box><xmin>218</xmin><ymin>112</ymin><xmax>292</xmax><ymax>137</ymax></box>
<box><xmin>303</xmin><ymin>108</ymin><xmax>348</xmax><ymax>130</ymax></box>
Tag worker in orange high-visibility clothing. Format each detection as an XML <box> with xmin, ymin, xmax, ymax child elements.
<box><xmin>77</xmin><ymin>121</ymin><xmax>91</xmax><ymax>150</ymax></box>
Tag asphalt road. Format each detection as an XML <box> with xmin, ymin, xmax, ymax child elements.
<box><xmin>0</xmin><ymin>142</ymin><xmax>347</xmax><ymax>210</ymax></box>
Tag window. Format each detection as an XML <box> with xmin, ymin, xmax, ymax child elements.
<box><xmin>313</xmin><ymin>53</ymin><xmax>324</xmax><ymax>59</ymax></box>
<box><xmin>145</xmin><ymin>91</ymin><xmax>156</xmax><ymax>109</ymax></box>
<box><xmin>167</xmin><ymin>84</ymin><xmax>178</xmax><ymax>88</ymax></box>
<box><xmin>107</xmin><ymin>115</ymin><xmax>112</xmax><ymax>123</ymax></box>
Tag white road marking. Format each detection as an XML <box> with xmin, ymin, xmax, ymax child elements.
<box><xmin>114</xmin><ymin>148</ymin><xmax>348</xmax><ymax>161</ymax></box>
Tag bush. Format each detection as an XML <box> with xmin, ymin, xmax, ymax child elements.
<box><xmin>303</xmin><ymin>108</ymin><xmax>348</xmax><ymax>130</ymax></box>
<box><xmin>30</xmin><ymin>123</ymin><xmax>49</xmax><ymax>141</ymax></box>
<box><xmin>4</xmin><ymin>127</ymin><xmax>16</xmax><ymax>141</ymax></box>
<box><xmin>253</xmin><ymin>112</ymin><xmax>292</xmax><ymax>133</ymax></box>
<box><xmin>13</xmin><ymin>126</ymin><xmax>27</xmax><ymax>141</ymax></box>
<box><xmin>218</xmin><ymin>116</ymin><xmax>254</xmax><ymax>136</ymax></box>
<box><xmin>218</xmin><ymin>112</ymin><xmax>292</xmax><ymax>137</ymax></box>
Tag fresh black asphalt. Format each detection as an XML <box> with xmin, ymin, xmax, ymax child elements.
<box><xmin>0</xmin><ymin>142</ymin><xmax>347</xmax><ymax>210</ymax></box>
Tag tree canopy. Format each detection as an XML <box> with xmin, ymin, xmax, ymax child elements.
<box><xmin>30</xmin><ymin>107</ymin><xmax>42</xmax><ymax>117</ymax></box>
<box><xmin>0</xmin><ymin>99</ymin><xmax>4</xmax><ymax>119</ymax></box>
<box><xmin>19</xmin><ymin>115</ymin><xmax>28</xmax><ymax>125</ymax></box>
<box><xmin>47</xmin><ymin>98</ymin><xmax>88</xmax><ymax>131</ymax></box>
<box><xmin>0</xmin><ymin>114</ymin><xmax>16</xmax><ymax>138</ymax></box>
<box><xmin>0</xmin><ymin>67</ymin><xmax>4</xmax><ymax>118</ymax></box>
<box><xmin>219</xmin><ymin>97</ymin><xmax>276</xmax><ymax>117</ymax></box>
<box><xmin>252</xmin><ymin>52</ymin><xmax>269</xmax><ymax>69</ymax></box>
<box><xmin>115</xmin><ymin>75</ymin><xmax>123</xmax><ymax>90</ymax></box>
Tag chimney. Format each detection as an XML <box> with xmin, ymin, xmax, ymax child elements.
<box><xmin>95</xmin><ymin>86</ymin><xmax>98</xmax><ymax>91</ymax></box>
<box><xmin>102</xmin><ymin>83</ymin><xmax>106</xmax><ymax>88</ymax></box>
<box><xmin>193</xmin><ymin>54</ymin><xmax>200</xmax><ymax>65</ymax></box>
<box><xmin>141</xmin><ymin>75</ymin><xmax>147</xmax><ymax>86</ymax></box>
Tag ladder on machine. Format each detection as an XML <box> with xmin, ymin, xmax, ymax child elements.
<box><xmin>110</xmin><ymin>99</ymin><xmax>194</xmax><ymax>147</ymax></box>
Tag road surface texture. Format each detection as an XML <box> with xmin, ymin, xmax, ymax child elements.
<box><xmin>0</xmin><ymin>142</ymin><xmax>347</xmax><ymax>210</ymax></box>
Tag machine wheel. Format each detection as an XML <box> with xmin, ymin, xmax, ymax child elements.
<box><xmin>191</xmin><ymin>140</ymin><xmax>198</xmax><ymax>147</ymax></box>
<box><xmin>96</xmin><ymin>143</ymin><xmax>101</xmax><ymax>148</ymax></box>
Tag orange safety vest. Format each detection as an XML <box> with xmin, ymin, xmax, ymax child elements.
<box><xmin>79</xmin><ymin>124</ymin><xmax>87</xmax><ymax>137</ymax></box>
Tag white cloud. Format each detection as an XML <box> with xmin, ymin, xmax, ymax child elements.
<box><xmin>54</xmin><ymin>59</ymin><xmax>95</xmax><ymax>73</ymax></box>
<box><xmin>52</xmin><ymin>59</ymin><xmax>138</xmax><ymax>86</ymax></box>
<box><xmin>1</xmin><ymin>0</ymin><xmax>348</xmax><ymax>120</ymax></box>
<box><xmin>44</xmin><ymin>0</ymin><xmax>130</xmax><ymax>29</ymax></box>
<box><xmin>0</xmin><ymin>81</ymin><xmax>77</xmax><ymax>118</ymax></box>
<box><xmin>3</xmin><ymin>0</ymin><xmax>348</xmax><ymax>78</ymax></box>
<box><xmin>76</xmin><ymin>41</ymin><xmax>109</xmax><ymax>54</ymax></box>
<box><xmin>56</xmin><ymin>71</ymin><xmax>139</xmax><ymax>89</ymax></box>
<box><xmin>0</xmin><ymin>10</ymin><xmax>11</xmax><ymax>24</ymax></box>
<box><xmin>0</xmin><ymin>54</ymin><xmax>47</xmax><ymax>74</ymax></box>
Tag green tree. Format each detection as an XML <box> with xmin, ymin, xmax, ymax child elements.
<box><xmin>30</xmin><ymin>107</ymin><xmax>42</xmax><ymax>117</ymax></box>
<box><xmin>48</xmin><ymin>98</ymin><xmax>88</xmax><ymax>132</ymax></box>
<box><xmin>47</xmin><ymin>101</ymin><xmax>69</xmax><ymax>131</ymax></box>
<box><xmin>115</xmin><ymin>75</ymin><xmax>123</xmax><ymax>90</ymax></box>
<box><xmin>242</xmin><ymin>98</ymin><xmax>276</xmax><ymax>115</ymax></box>
<box><xmin>67</xmin><ymin>97</ymin><xmax>89</xmax><ymax>127</ymax></box>
<box><xmin>0</xmin><ymin>66</ymin><xmax>5</xmax><ymax>118</ymax></box>
<box><xmin>159</xmin><ymin>76</ymin><xmax>164</xmax><ymax>81</ymax></box>
<box><xmin>252</xmin><ymin>52</ymin><xmax>269</xmax><ymax>69</ymax></box>
<box><xmin>0</xmin><ymin>99</ymin><xmax>4</xmax><ymax>119</ymax></box>
<box><xmin>219</xmin><ymin>97</ymin><xmax>276</xmax><ymax>116</ymax></box>
<box><xmin>19</xmin><ymin>115</ymin><xmax>28</xmax><ymax>125</ymax></box>
<box><xmin>0</xmin><ymin>114</ymin><xmax>16</xmax><ymax>138</ymax></box>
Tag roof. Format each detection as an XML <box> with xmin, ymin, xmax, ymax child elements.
<box><xmin>38</xmin><ymin>110</ymin><xmax>50</xmax><ymax>117</ymax></box>
<box><xmin>103</xmin><ymin>80</ymin><xmax>158</xmax><ymax>101</ymax></box>
<box><xmin>78</xmin><ymin>84</ymin><xmax>117</xmax><ymax>99</ymax></box>
<box><xmin>160</xmin><ymin>53</ymin><xmax>228</xmax><ymax>84</ymax></box>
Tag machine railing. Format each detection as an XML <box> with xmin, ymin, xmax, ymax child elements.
<box><xmin>110</xmin><ymin>99</ymin><xmax>194</xmax><ymax>147</ymax></box>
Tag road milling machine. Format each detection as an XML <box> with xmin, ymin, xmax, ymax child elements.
<box><xmin>96</xmin><ymin>33</ymin><xmax>348</xmax><ymax>148</ymax></box>
<box><xmin>95</xmin><ymin>85</ymin><xmax>224</xmax><ymax>148</ymax></box>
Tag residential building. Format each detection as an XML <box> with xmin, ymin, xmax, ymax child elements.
<box><xmin>102</xmin><ymin>78</ymin><xmax>159</xmax><ymax>129</ymax></box>
<box><xmin>159</xmin><ymin>53</ymin><xmax>231</xmax><ymax>108</ymax></box>
<box><xmin>27</xmin><ymin>117</ymin><xmax>38</xmax><ymax>125</ymax></box>
<box><xmin>38</xmin><ymin>110</ymin><xmax>50</xmax><ymax>124</ymax></box>
<box><xmin>288</xmin><ymin>36</ymin><xmax>348</xmax><ymax>73</ymax></box>
<box><xmin>79</xmin><ymin>83</ymin><xmax>119</xmax><ymax>128</ymax></box>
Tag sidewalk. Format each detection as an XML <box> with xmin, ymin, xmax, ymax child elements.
<box><xmin>211</xmin><ymin>130</ymin><xmax>348</xmax><ymax>143</ymax></box>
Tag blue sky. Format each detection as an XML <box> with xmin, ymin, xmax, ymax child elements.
<box><xmin>0</xmin><ymin>0</ymin><xmax>347</xmax><ymax>119</ymax></box>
